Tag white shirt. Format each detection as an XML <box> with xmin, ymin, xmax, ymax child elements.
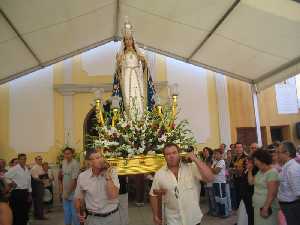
<box><xmin>31</xmin><ymin>164</ymin><xmax>44</xmax><ymax>179</ymax></box>
<box><xmin>75</xmin><ymin>168</ymin><xmax>120</xmax><ymax>214</ymax></box>
<box><xmin>278</xmin><ymin>158</ymin><xmax>300</xmax><ymax>202</ymax></box>
<box><xmin>150</xmin><ymin>163</ymin><xmax>203</xmax><ymax>225</ymax></box>
<box><xmin>5</xmin><ymin>164</ymin><xmax>32</xmax><ymax>192</ymax></box>
<box><xmin>212</xmin><ymin>159</ymin><xmax>226</xmax><ymax>183</ymax></box>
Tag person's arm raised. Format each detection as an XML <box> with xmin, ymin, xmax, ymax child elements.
<box><xmin>186</xmin><ymin>152</ymin><xmax>214</xmax><ymax>183</ymax></box>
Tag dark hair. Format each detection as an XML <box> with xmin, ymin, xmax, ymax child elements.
<box><xmin>123</xmin><ymin>36</ymin><xmax>137</xmax><ymax>52</ymax></box>
<box><xmin>203</xmin><ymin>147</ymin><xmax>213</xmax><ymax>163</ymax></box>
<box><xmin>9</xmin><ymin>158</ymin><xmax>18</xmax><ymax>165</ymax></box>
<box><xmin>280</xmin><ymin>141</ymin><xmax>296</xmax><ymax>158</ymax></box>
<box><xmin>17</xmin><ymin>153</ymin><xmax>26</xmax><ymax>159</ymax></box>
<box><xmin>162</xmin><ymin>143</ymin><xmax>179</xmax><ymax>154</ymax></box>
<box><xmin>252</xmin><ymin>149</ymin><xmax>272</xmax><ymax>165</ymax></box>
<box><xmin>88</xmin><ymin>149</ymin><xmax>98</xmax><ymax>159</ymax></box>
<box><xmin>220</xmin><ymin>143</ymin><xmax>226</xmax><ymax>148</ymax></box>
<box><xmin>213</xmin><ymin>148</ymin><xmax>223</xmax><ymax>154</ymax></box>
<box><xmin>63</xmin><ymin>147</ymin><xmax>75</xmax><ymax>154</ymax></box>
<box><xmin>235</xmin><ymin>142</ymin><xmax>242</xmax><ymax>146</ymax></box>
<box><xmin>187</xmin><ymin>146</ymin><xmax>194</xmax><ymax>152</ymax></box>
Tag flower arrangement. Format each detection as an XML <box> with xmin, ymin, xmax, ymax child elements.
<box><xmin>86</xmin><ymin>104</ymin><xmax>196</xmax><ymax>158</ymax></box>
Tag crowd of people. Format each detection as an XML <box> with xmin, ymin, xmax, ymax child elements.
<box><xmin>199</xmin><ymin>141</ymin><xmax>300</xmax><ymax>225</ymax></box>
<box><xmin>0</xmin><ymin>154</ymin><xmax>55</xmax><ymax>225</ymax></box>
<box><xmin>0</xmin><ymin>140</ymin><xmax>300</xmax><ymax>225</ymax></box>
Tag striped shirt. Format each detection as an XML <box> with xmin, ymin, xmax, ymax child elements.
<box><xmin>278</xmin><ymin>158</ymin><xmax>300</xmax><ymax>202</ymax></box>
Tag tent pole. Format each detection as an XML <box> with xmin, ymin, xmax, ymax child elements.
<box><xmin>251</xmin><ymin>84</ymin><xmax>262</xmax><ymax>146</ymax></box>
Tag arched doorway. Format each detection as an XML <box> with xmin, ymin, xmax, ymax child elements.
<box><xmin>83</xmin><ymin>106</ymin><xmax>98</xmax><ymax>158</ymax></box>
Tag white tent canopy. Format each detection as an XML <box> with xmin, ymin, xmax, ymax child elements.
<box><xmin>1</xmin><ymin>0</ymin><xmax>300</xmax><ymax>90</ymax></box>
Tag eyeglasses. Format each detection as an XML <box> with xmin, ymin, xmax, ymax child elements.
<box><xmin>174</xmin><ymin>186</ymin><xmax>179</xmax><ymax>199</ymax></box>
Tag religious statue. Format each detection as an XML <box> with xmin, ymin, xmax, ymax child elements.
<box><xmin>112</xmin><ymin>19</ymin><xmax>156</xmax><ymax>118</ymax></box>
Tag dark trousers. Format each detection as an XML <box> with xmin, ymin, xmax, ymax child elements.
<box><xmin>230</xmin><ymin>185</ymin><xmax>238</xmax><ymax>210</ymax></box>
<box><xmin>280</xmin><ymin>201</ymin><xmax>300</xmax><ymax>225</ymax></box>
<box><xmin>237</xmin><ymin>193</ymin><xmax>254</xmax><ymax>225</ymax></box>
<box><xmin>235</xmin><ymin>181</ymin><xmax>254</xmax><ymax>225</ymax></box>
<box><xmin>134</xmin><ymin>174</ymin><xmax>145</xmax><ymax>203</ymax></box>
<box><xmin>32</xmin><ymin>179</ymin><xmax>45</xmax><ymax>218</ymax></box>
<box><xmin>9</xmin><ymin>189</ymin><xmax>30</xmax><ymax>225</ymax></box>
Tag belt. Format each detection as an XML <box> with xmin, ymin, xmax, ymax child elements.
<box><xmin>13</xmin><ymin>189</ymin><xmax>28</xmax><ymax>192</ymax></box>
<box><xmin>279</xmin><ymin>198</ymin><xmax>300</xmax><ymax>205</ymax></box>
<box><xmin>87</xmin><ymin>207</ymin><xmax>119</xmax><ymax>217</ymax></box>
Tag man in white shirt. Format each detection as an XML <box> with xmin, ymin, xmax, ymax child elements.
<box><xmin>211</xmin><ymin>148</ymin><xmax>229</xmax><ymax>218</ymax></box>
<box><xmin>31</xmin><ymin>155</ymin><xmax>46</xmax><ymax>219</ymax></box>
<box><xmin>5</xmin><ymin>153</ymin><xmax>32</xmax><ymax>225</ymax></box>
<box><xmin>149</xmin><ymin>143</ymin><xmax>214</xmax><ymax>225</ymax></box>
<box><xmin>277</xmin><ymin>141</ymin><xmax>300</xmax><ymax>225</ymax></box>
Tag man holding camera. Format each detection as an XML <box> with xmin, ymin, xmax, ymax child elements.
<box><xmin>149</xmin><ymin>143</ymin><xmax>214</xmax><ymax>225</ymax></box>
<box><xmin>74</xmin><ymin>151</ymin><xmax>120</xmax><ymax>225</ymax></box>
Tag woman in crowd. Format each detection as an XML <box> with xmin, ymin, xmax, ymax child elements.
<box><xmin>248</xmin><ymin>150</ymin><xmax>280</xmax><ymax>225</ymax></box>
<box><xmin>41</xmin><ymin>162</ymin><xmax>54</xmax><ymax>211</ymax></box>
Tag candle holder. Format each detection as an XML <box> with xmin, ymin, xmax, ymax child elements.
<box><xmin>95</xmin><ymin>99</ymin><xmax>105</xmax><ymax>126</ymax></box>
<box><xmin>157</xmin><ymin>105</ymin><xmax>163</xmax><ymax>118</ymax></box>
<box><xmin>170</xmin><ymin>84</ymin><xmax>179</xmax><ymax>118</ymax></box>
<box><xmin>94</xmin><ymin>88</ymin><xmax>105</xmax><ymax>126</ymax></box>
<box><xmin>172</xmin><ymin>95</ymin><xmax>178</xmax><ymax>118</ymax></box>
<box><xmin>155</xmin><ymin>95</ymin><xmax>163</xmax><ymax>118</ymax></box>
<box><xmin>111</xmin><ymin>96</ymin><xmax>121</xmax><ymax>127</ymax></box>
<box><xmin>112</xmin><ymin>108</ymin><xmax>119</xmax><ymax>127</ymax></box>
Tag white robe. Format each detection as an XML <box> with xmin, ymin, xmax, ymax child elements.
<box><xmin>122</xmin><ymin>50</ymin><xmax>145</xmax><ymax>119</ymax></box>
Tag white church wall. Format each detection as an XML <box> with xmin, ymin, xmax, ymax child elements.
<box><xmin>166</xmin><ymin>57</ymin><xmax>210</xmax><ymax>143</ymax></box>
<box><xmin>9</xmin><ymin>66</ymin><xmax>54</xmax><ymax>153</ymax></box>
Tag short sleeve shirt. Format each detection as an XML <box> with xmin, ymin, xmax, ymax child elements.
<box><xmin>150</xmin><ymin>163</ymin><xmax>203</xmax><ymax>225</ymax></box>
<box><xmin>278</xmin><ymin>159</ymin><xmax>300</xmax><ymax>202</ymax></box>
<box><xmin>253</xmin><ymin>168</ymin><xmax>279</xmax><ymax>209</ymax></box>
<box><xmin>212</xmin><ymin>159</ymin><xmax>226</xmax><ymax>183</ymax></box>
<box><xmin>62</xmin><ymin>159</ymin><xmax>80</xmax><ymax>197</ymax></box>
<box><xmin>74</xmin><ymin>168</ymin><xmax>120</xmax><ymax>214</ymax></box>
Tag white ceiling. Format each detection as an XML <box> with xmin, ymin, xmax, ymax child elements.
<box><xmin>0</xmin><ymin>0</ymin><xmax>300</xmax><ymax>90</ymax></box>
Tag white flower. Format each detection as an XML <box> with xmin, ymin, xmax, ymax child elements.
<box><xmin>158</xmin><ymin>135</ymin><xmax>167</xmax><ymax>142</ymax></box>
<box><xmin>138</xmin><ymin>147</ymin><xmax>144</xmax><ymax>154</ymax></box>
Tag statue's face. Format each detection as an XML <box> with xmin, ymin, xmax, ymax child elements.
<box><xmin>124</xmin><ymin>36</ymin><xmax>133</xmax><ymax>48</ymax></box>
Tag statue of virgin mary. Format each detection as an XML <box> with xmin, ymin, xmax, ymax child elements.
<box><xmin>112</xmin><ymin>20</ymin><xmax>156</xmax><ymax>119</ymax></box>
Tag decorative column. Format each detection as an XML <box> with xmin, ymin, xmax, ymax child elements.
<box><xmin>215</xmin><ymin>73</ymin><xmax>232</xmax><ymax>146</ymax></box>
<box><xmin>63</xmin><ymin>58</ymin><xmax>74</xmax><ymax>147</ymax></box>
